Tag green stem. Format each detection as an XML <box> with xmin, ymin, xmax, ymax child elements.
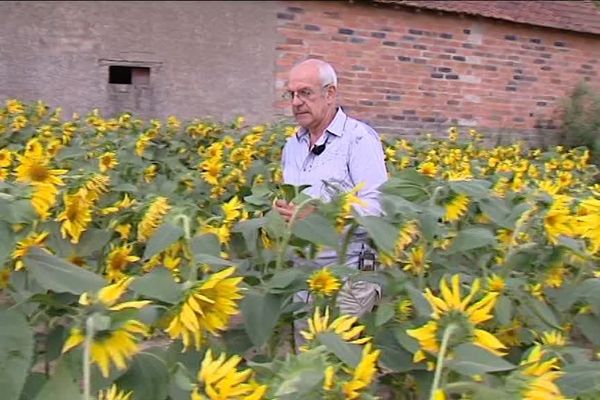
<box><xmin>429</xmin><ymin>185</ymin><xmax>444</xmax><ymax>208</ymax></box>
<box><xmin>338</xmin><ymin>223</ymin><xmax>358</xmax><ymax>266</ymax></box>
<box><xmin>83</xmin><ymin>317</ymin><xmax>94</xmax><ymax>400</ymax></box>
<box><xmin>429</xmin><ymin>323</ymin><xmax>457</xmax><ymax>400</ymax></box>
<box><xmin>275</xmin><ymin>198</ymin><xmax>315</xmax><ymax>271</ymax></box>
<box><xmin>174</xmin><ymin>214</ymin><xmax>197</xmax><ymax>283</ymax></box>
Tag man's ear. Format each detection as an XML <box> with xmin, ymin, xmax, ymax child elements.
<box><xmin>326</xmin><ymin>85</ymin><xmax>337</xmax><ymax>103</ymax></box>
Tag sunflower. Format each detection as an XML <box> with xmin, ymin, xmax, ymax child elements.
<box><xmin>403</xmin><ymin>245</ymin><xmax>429</xmax><ymax>276</ymax></box>
<box><xmin>222</xmin><ymin>196</ymin><xmax>243</xmax><ymax>223</ymax></box>
<box><xmin>543</xmin><ymin>195</ymin><xmax>574</xmax><ymax>245</ymax></box>
<box><xmin>137</xmin><ymin>197</ymin><xmax>170</xmax><ymax>242</ymax></box>
<box><xmin>97</xmin><ymin>385</ymin><xmax>132</xmax><ymax>400</ymax></box>
<box><xmin>105</xmin><ymin>244</ymin><xmax>140</xmax><ymax>282</ymax></box>
<box><xmin>200</xmin><ymin>156</ymin><xmax>224</xmax><ymax>186</ymax></box>
<box><xmin>307</xmin><ymin>268</ymin><xmax>341</xmax><ymax>297</ymax></box>
<box><xmin>143</xmin><ymin>164</ymin><xmax>158</xmax><ymax>183</ymax></box>
<box><xmin>418</xmin><ymin>161</ymin><xmax>437</xmax><ymax>177</ymax></box>
<box><xmin>12</xmin><ymin>231</ymin><xmax>49</xmax><ymax>270</ymax></box>
<box><xmin>15</xmin><ymin>153</ymin><xmax>67</xmax><ymax>186</ymax></box>
<box><xmin>62</xmin><ymin>278</ymin><xmax>151</xmax><ymax>377</ymax></box>
<box><xmin>407</xmin><ymin>275</ymin><xmax>506</xmax><ymax>363</ymax></box>
<box><xmin>62</xmin><ymin>321</ymin><xmax>149</xmax><ymax>378</ymax></box>
<box><xmin>575</xmin><ymin>197</ymin><xmax>600</xmax><ymax>253</ymax></box>
<box><xmin>518</xmin><ymin>346</ymin><xmax>566</xmax><ymax>400</ymax></box>
<box><xmin>0</xmin><ymin>149</ymin><xmax>12</xmax><ymax>167</ymax></box>
<box><xmin>30</xmin><ymin>183</ymin><xmax>60</xmax><ymax>220</ymax></box>
<box><xmin>300</xmin><ymin>307</ymin><xmax>370</xmax><ymax>350</ymax></box>
<box><xmin>191</xmin><ymin>349</ymin><xmax>266</xmax><ymax>400</ymax></box>
<box><xmin>342</xmin><ymin>342</ymin><xmax>381</xmax><ymax>400</ymax></box>
<box><xmin>99</xmin><ymin>152</ymin><xmax>118</xmax><ymax>172</ymax></box>
<box><xmin>444</xmin><ymin>193</ymin><xmax>470</xmax><ymax>222</ymax></box>
<box><xmin>165</xmin><ymin>267</ymin><xmax>244</xmax><ymax>350</ymax></box>
<box><xmin>57</xmin><ymin>190</ymin><xmax>93</xmax><ymax>243</ymax></box>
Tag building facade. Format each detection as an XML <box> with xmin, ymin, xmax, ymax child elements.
<box><xmin>1</xmin><ymin>1</ymin><xmax>600</xmax><ymax>144</ymax></box>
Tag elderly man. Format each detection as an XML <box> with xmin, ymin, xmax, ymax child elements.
<box><xmin>274</xmin><ymin>58</ymin><xmax>388</xmax><ymax>318</ymax></box>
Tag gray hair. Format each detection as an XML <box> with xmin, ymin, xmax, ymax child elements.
<box><xmin>318</xmin><ymin>62</ymin><xmax>338</xmax><ymax>88</ymax></box>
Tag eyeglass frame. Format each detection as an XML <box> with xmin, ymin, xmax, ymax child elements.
<box><xmin>282</xmin><ymin>83</ymin><xmax>334</xmax><ymax>102</ymax></box>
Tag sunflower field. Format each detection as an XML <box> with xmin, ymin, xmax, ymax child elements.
<box><xmin>2</xmin><ymin>98</ymin><xmax>600</xmax><ymax>400</ymax></box>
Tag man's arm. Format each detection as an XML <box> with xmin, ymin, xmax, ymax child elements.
<box><xmin>347</xmin><ymin>127</ymin><xmax>388</xmax><ymax>216</ymax></box>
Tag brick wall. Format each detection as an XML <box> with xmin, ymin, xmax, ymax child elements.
<box><xmin>274</xmin><ymin>0</ymin><xmax>600</xmax><ymax>145</ymax></box>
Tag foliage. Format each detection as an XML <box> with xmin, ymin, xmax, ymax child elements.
<box><xmin>1</xmin><ymin>99</ymin><xmax>600</xmax><ymax>399</ymax></box>
<box><xmin>559</xmin><ymin>82</ymin><xmax>600</xmax><ymax>165</ymax></box>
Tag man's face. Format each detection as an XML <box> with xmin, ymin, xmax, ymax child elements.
<box><xmin>286</xmin><ymin>65</ymin><xmax>334</xmax><ymax>131</ymax></box>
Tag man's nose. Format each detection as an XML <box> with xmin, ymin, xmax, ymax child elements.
<box><xmin>291</xmin><ymin>94</ymin><xmax>304</xmax><ymax>107</ymax></box>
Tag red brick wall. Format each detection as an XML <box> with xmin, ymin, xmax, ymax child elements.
<box><xmin>274</xmin><ymin>1</ymin><xmax>600</xmax><ymax>144</ymax></box>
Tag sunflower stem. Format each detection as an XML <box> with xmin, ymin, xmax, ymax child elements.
<box><xmin>338</xmin><ymin>223</ymin><xmax>358</xmax><ymax>266</ymax></box>
<box><xmin>429</xmin><ymin>185</ymin><xmax>444</xmax><ymax>208</ymax></box>
<box><xmin>275</xmin><ymin>198</ymin><xmax>315</xmax><ymax>271</ymax></box>
<box><xmin>83</xmin><ymin>316</ymin><xmax>94</xmax><ymax>400</ymax></box>
<box><xmin>429</xmin><ymin>323</ymin><xmax>457</xmax><ymax>400</ymax></box>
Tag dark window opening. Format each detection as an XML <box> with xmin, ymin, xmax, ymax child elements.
<box><xmin>109</xmin><ymin>65</ymin><xmax>150</xmax><ymax>85</ymax></box>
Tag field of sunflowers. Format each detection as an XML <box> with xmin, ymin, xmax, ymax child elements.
<box><xmin>1</xmin><ymin>98</ymin><xmax>600</xmax><ymax>400</ymax></box>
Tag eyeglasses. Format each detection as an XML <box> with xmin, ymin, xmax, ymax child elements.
<box><xmin>282</xmin><ymin>84</ymin><xmax>332</xmax><ymax>102</ymax></box>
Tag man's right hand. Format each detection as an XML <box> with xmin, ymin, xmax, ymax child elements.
<box><xmin>274</xmin><ymin>199</ymin><xmax>295</xmax><ymax>222</ymax></box>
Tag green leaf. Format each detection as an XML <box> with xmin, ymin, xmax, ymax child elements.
<box><xmin>34</xmin><ymin>361</ymin><xmax>80</xmax><ymax>400</ymax></box>
<box><xmin>112</xmin><ymin>183</ymin><xmax>139</xmax><ymax>192</ymax></box>
<box><xmin>494</xmin><ymin>295</ymin><xmax>513</xmax><ymax>326</ymax></box>
<box><xmin>0</xmin><ymin>310</ymin><xmax>34</xmax><ymax>400</ymax></box>
<box><xmin>375</xmin><ymin>328</ymin><xmax>416</xmax><ymax>372</ymax></box>
<box><xmin>130</xmin><ymin>267</ymin><xmax>182</xmax><ymax>304</ymax></box>
<box><xmin>354</xmin><ymin>215</ymin><xmax>397</xmax><ymax>254</ymax></box>
<box><xmin>264</xmin><ymin>209</ymin><xmax>287</xmax><ymax>239</ymax></box>
<box><xmin>267</xmin><ymin>269</ymin><xmax>305</xmax><ymax>290</ymax></box>
<box><xmin>374</xmin><ymin>302</ymin><xmax>396</xmax><ymax>327</ymax></box>
<box><xmin>19</xmin><ymin>373</ymin><xmax>47</xmax><ymax>400</ymax></box>
<box><xmin>75</xmin><ymin>228</ymin><xmax>113</xmax><ymax>257</ymax></box>
<box><xmin>240</xmin><ymin>289</ymin><xmax>283</xmax><ymax>347</ymax></box>
<box><xmin>317</xmin><ymin>332</ymin><xmax>362</xmax><ymax>368</ymax></box>
<box><xmin>190</xmin><ymin>233</ymin><xmax>235</xmax><ymax>268</ymax></box>
<box><xmin>232</xmin><ymin>218</ymin><xmax>265</xmax><ymax>255</ymax></box>
<box><xmin>0</xmin><ymin>222</ymin><xmax>15</xmax><ymax>266</ymax></box>
<box><xmin>292</xmin><ymin>213</ymin><xmax>340</xmax><ymax>250</ymax></box>
<box><xmin>143</xmin><ymin>222</ymin><xmax>184</xmax><ymax>260</ymax></box>
<box><xmin>190</xmin><ymin>233</ymin><xmax>220</xmax><ymax>257</ymax></box>
<box><xmin>449</xmin><ymin>179</ymin><xmax>491</xmax><ymax>200</ymax></box>
<box><xmin>26</xmin><ymin>247</ymin><xmax>105</xmax><ymax>295</ymax></box>
<box><xmin>406</xmin><ymin>284</ymin><xmax>432</xmax><ymax>317</ymax></box>
<box><xmin>558</xmin><ymin>363</ymin><xmax>600</xmax><ymax>397</ymax></box>
<box><xmin>0</xmin><ymin>198</ymin><xmax>36</xmax><ymax>224</ymax></box>
<box><xmin>447</xmin><ymin>343</ymin><xmax>516</xmax><ymax>376</ymax></box>
<box><xmin>477</xmin><ymin>197</ymin><xmax>513</xmax><ymax>229</ymax></box>
<box><xmin>575</xmin><ymin>315</ymin><xmax>600</xmax><ymax>347</ymax></box>
<box><xmin>115</xmin><ymin>350</ymin><xmax>169</xmax><ymax>400</ymax></box>
<box><xmin>447</xmin><ymin>227</ymin><xmax>496</xmax><ymax>254</ymax></box>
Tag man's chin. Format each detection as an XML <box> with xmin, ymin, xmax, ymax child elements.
<box><xmin>294</xmin><ymin>113</ymin><xmax>312</xmax><ymax>126</ymax></box>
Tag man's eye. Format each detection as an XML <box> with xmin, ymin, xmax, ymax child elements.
<box><xmin>300</xmin><ymin>90</ymin><xmax>312</xmax><ymax>97</ymax></box>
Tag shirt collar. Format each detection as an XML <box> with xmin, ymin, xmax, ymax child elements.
<box><xmin>295</xmin><ymin>107</ymin><xmax>347</xmax><ymax>142</ymax></box>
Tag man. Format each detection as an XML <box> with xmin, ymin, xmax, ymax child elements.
<box><xmin>275</xmin><ymin>58</ymin><xmax>388</xmax><ymax>318</ymax></box>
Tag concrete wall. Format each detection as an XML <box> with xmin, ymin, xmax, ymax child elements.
<box><xmin>0</xmin><ymin>1</ymin><xmax>280</xmax><ymax>124</ymax></box>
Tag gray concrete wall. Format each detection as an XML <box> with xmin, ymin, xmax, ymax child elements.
<box><xmin>0</xmin><ymin>1</ymin><xmax>281</xmax><ymax>124</ymax></box>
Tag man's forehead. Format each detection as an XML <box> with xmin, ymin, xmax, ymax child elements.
<box><xmin>288</xmin><ymin>65</ymin><xmax>320</xmax><ymax>86</ymax></box>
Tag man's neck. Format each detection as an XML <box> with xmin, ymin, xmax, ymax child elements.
<box><xmin>308</xmin><ymin>107</ymin><xmax>337</xmax><ymax>145</ymax></box>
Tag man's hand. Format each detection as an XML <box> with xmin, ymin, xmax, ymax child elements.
<box><xmin>273</xmin><ymin>199</ymin><xmax>315</xmax><ymax>222</ymax></box>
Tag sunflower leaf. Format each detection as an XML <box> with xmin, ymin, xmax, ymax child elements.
<box><xmin>292</xmin><ymin>212</ymin><xmax>340</xmax><ymax>250</ymax></box>
<box><xmin>447</xmin><ymin>343</ymin><xmax>516</xmax><ymax>375</ymax></box>
<box><xmin>240</xmin><ymin>289</ymin><xmax>283</xmax><ymax>347</ymax></box>
<box><xmin>0</xmin><ymin>310</ymin><xmax>34</xmax><ymax>400</ymax></box>
<box><xmin>317</xmin><ymin>332</ymin><xmax>362</xmax><ymax>368</ymax></box>
<box><xmin>447</xmin><ymin>227</ymin><xmax>496</xmax><ymax>254</ymax></box>
<box><xmin>143</xmin><ymin>222</ymin><xmax>183</xmax><ymax>260</ymax></box>
<box><xmin>26</xmin><ymin>247</ymin><xmax>105</xmax><ymax>295</ymax></box>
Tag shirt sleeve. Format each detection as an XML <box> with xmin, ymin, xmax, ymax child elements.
<box><xmin>347</xmin><ymin>126</ymin><xmax>389</xmax><ymax>216</ymax></box>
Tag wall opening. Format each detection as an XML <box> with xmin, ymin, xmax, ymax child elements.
<box><xmin>108</xmin><ymin>65</ymin><xmax>150</xmax><ymax>85</ymax></box>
